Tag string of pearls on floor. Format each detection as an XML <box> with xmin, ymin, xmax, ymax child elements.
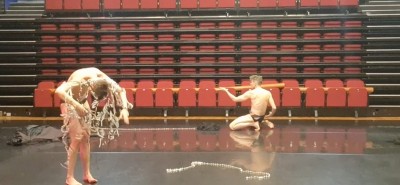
<box><xmin>166</xmin><ymin>161</ymin><xmax>271</xmax><ymax>180</ymax></box>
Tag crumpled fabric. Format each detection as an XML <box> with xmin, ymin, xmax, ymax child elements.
<box><xmin>7</xmin><ymin>125</ymin><xmax>62</xmax><ymax>146</ymax></box>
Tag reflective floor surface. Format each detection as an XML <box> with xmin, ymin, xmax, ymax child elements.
<box><xmin>1</xmin><ymin>119</ymin><xmax>400</xmax><ymax>185</ymax></box>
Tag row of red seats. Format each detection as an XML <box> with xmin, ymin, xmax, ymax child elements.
<box><xmin>92</xmin><ymin>127</ymin><xmax>367</xmax><ymax>154</ymax></box>
<box><xmin>34</xmin><ymin>79</ymin><xmax>368</xmax><ymax>108</ymax></box>
<box><xmin>40</xmin><ymin>44</ymin><xmax>363</xmax><ymax>51</ymax></box>
<box><xmin>41</xmin><ymin>21</ymin><xmax>362</xmax><ymax>30</ymax></box>
<box><xmin>40</xmin><ymin>66</ymin><xmax>361</xmax><ymax>76</ymax></box>
<box><xmin>46</xmin><ymin>0</ymin><xmax>359</xmax><ymax>11</ymax></box>
<box><xmin>41</xmin><ymin>56</ymin><xmax>362</xmax><ymax>63</ymax></box>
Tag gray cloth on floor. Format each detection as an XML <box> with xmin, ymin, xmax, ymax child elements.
<box><xmin>18</xmin><ymin>125</ymin><xmax>63</xmax><ymax>144</ymax></box>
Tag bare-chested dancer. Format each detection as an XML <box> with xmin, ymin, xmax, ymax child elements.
<box><xmin>55</xmin><ymin>67</ymin><xmax>132</xmax><ymax>185</ymax></box>
<box><xmin>220</xmin><ymin>75</ymin><xmax>276</xmax><ymax>131</ymax></box>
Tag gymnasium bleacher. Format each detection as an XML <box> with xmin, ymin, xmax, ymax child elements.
<box><xmin>1</xmin><ymin>0</ymin><xmax>400</xmax><ymax>117</ymax></box>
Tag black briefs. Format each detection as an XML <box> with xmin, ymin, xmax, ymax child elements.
<box><xmin>251</xmin><ymin>114</ymin><xmax>265</xmax><ymax>123</ymax></box>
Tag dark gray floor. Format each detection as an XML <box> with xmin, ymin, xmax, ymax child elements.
<box><xmin>1</xmin><ymin>120</ymin><xmax>400</xmax><ymax>185</ymax></box>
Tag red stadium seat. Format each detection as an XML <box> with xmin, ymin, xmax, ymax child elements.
<box><xmin>199</xmin><ymin>34</ymin><xmax>216</xmax><ymax>40</ymax></box>
<box><xmin>303</xmin><ymin>21</ymin><xmax>321</xmax><ymax>28</ymax></box>
<box><xmin>135</xmin><ymin>80</ymin><xmax>155</xmax><ymax>107</ymax></box>
<box><xmin>34</xmin><ymin>81</ymin><xmax>55</xmax><ymax>107</ymax></box>
<box><xmin>305</xmin><ymin>87</ymin><xmax>325</xmax><ymax>107</ymax></box>
<box><xmin>82</xmin><ymin>0</ymin><xmax>100</xmax><ymax>10</ymax></box>
<box><xmin>260</xmin><ymin>33</ymin><xmax>278</xmax><ymax>40</ymax></box>
<box><xmin>155</xmin><ymin>80</ymin><xmax>174</xmax><ymax>108</ymax></box>
<box><xmin>278</xmin><ymin>0</ymin><xmax>297</xmax><ymax>8</ymax></box>
<box><xmin>159</xmin><ymin>0</ymin><xmax>176</xmax><ymax>9</ymax></box>
<box><xmin>122</xmin><ymin>0</ymin><xmax>139</xmax><ymax>9</ymax></box>
<box><xmin>282</xmin><ymin>79</ymin><xmax>299</xmax><ymax>87</ymax></box>
<box><xmin>344</xmin><ymin>67</ymin><xmax>361</xmax><ymax>74</ymax></box>
<box><xmin>344</xmin><ymin>56</ymin><xmax>362</xmax><ymax>63</ymax></box>
<box><xmin>64</xmin><ymin>0</ymin><xmax>81</xmax><ymax>10</ymax></box>
<box><xmin>119</xmin><ymin>58</ymin><xmax>137</xmax><ymax>75</ymax></box>
<box><xmin>303</xmin><ymin>56</ymin><xmax>321</xmax><ymax>73</ymax></box>
<box><xmin>180</xmin><ymin>34</ymin><xmax>196</xmax><ymax>40</ymax></box>
<box><xmin>158</xmin><ymin>57</ymin><xmax>175</xmax><ymax>74</ymax></box>
<box><xmin>218</xmin><ymin>0</ymin><xmax>236</xmax><ymax>8</ymax></box>
<box><xmin>240</xmin><ymin>21</ymin><xmax>258</xmax><ymax>28</ymax></box>
<box><xmin>300</xmin><ymin>0</ymin><xmax>319</xmax><ymax>7</ymax></box>
<box><xmin>241</xmin><ymin>68</ymin><xmax>258</xmax><ymax>74</ymax></box>
<box><xmin>199</xmin><ymin>0</ymin><xmax>217</xmax><ymax>8</ymax></box>
<box><xmin>104</xmin><ymin>0</ymin><xmax>121</xmax><ymax>9</ymax></box>
<box><xmin>46</xmin><ymin>0</ymin><xmax>63</xmax><ymax>10</ymax></box>
<box><xmin>199</xmin><ymin>57</ymin><xmax>216</xmax><ymax>74</ymax></box>
<box><xmin>346</xmin><ymin>79</ymin><xmax>365</xmax><ymax>87</ymax></box>
<box><xmin>259</xmin><ymin>0</ymin><xmax>277</xmax><ymax>8</ymax></box>
<box><xmin>179</xmin><ymin>57</ymin><xmax>197</xmax><ymax>74</ymax></box>
<box><xmin>239</xmin><ymin>0</ymin><xmax>258</xmax><ymax>8</ymax></box>
<box><xmin>344</xmin><ymin>32</ymin><xmax>362</xmax><ymax>39</ymax></box>
<box><xmin>260</xmin><ymin>45</ymin><xmax>278</xmax><ymax>52</ymax></box>
<box><xmin>180</xmin><ymin>22</ymin><xmax>196</xmax><ymax>29</ymax></box>
<box><xmin>141</xmin><ymin>0</ymin><xmax>158</xmax><ymax>9</ymax></box>
<box><xmin>325</xmin><ymin>79</ymin><xmax>344</xmax><ymax>87</ymax></box>
<box><xmin>178</xmin><ymin>80</ymin><xmax>197</xmax><ymax>107</ymax></box>
<box><xmin>347</xmin><ymin>88</ymin><xmax>368</xmax><ymax>107</ymax></box>
<box><xmin>261</xmin><ymin>21</ymin><xmax>278</xmax><ymax>28</ymax></box>
<box><xmin>218</xmin><ymin>57</ymin><xmax>235</xmax><ymax>74</ymax></box>
<box><xmin>120</xmin><ymin>23</ymin><xmax>136</xmax><ymax>30</ymax></box>
<box><xmin>240</xmin><ymin>45</ymin><xmax>258</xmax><ymax>51</ymax></box>
<box><xmin>326</xmin><ymin>88</ymin><xmax>346</xmax><ymax>107</ymax></box>
<box><xmin>344</xmin><ymin>44</ymin><xmax>362</xmax><ymax>51</ymax></box>
<box><xmin>320</xmin><ymin>0</ymin><xmax>339</xmax><ymax>7</ymax></box>
<box><xmin>198</xmin><ymin>80</ymin><xmax>217</xmax><ymax>107</ymax></box>
<box><xmin>218</xmin><ymin>22</ymin><xmax>235</xmax><ymax>28</ymax></box>
<box><xmin>181</xmin><ymin>0</ymin><xmax>198</xmax><ymax>9</ymax></box>
<box><xmin>281</xmin><ymin>87</ymin><xmax>301</xmax><ymax>107</ymax></box>
<box><xmin>340</xmin><ymin>0</ymin><xmax>359</xmax><ymax>7</ymax></box>
<box><xmin>138</xmin><ymin>57</ymin><xmax>156</xmax><ymax>74</ymax></box>
<box><xmin>304</xmin><ymin>79</ymin><xmax>324</xmax><ymax>108</ymax></box>
<box><xmin>305</xmin><ymin>79</ymin><xmax>323</xmax><ymax>87</ymax></box>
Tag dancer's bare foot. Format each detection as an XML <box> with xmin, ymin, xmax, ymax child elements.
<box><xmin>253</xmin><ymin>122</ymin><xmax>260</xmax><ymax>131</ymax></box>
<box><xmin>66</xmin><ymin>177</ymin><xmax>82</xmax><ymax>185</ymax></box>
<box><xmin>266</xmin><ymin>121</ymin><xmax>274</xmax><ymax>129</ymax></box>
<box><xmin>83</xmin><ymin>174</ymin><xmax>98</xmax><ymax>184</ymax></box>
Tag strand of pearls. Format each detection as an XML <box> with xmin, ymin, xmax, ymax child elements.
<box><xmin>166</xmin><ymin>161</ymin><xmax>270</xmax><ymax>180</ymax></box>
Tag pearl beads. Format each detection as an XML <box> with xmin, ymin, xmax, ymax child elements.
<box><xmin>166</xmin><ymin>161</ymin><xmax>270</xmax><ymax>180</ymax></box>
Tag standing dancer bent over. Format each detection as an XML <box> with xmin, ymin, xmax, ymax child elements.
<box><xmin>55</xmin><ymin>67</ymin><xmax>132</xmax><ymax>185</ymax></box>
<box><xmin>220</xmin><ymin>75</ymin><xmax>276</xmax><ymax>131</ymax></box>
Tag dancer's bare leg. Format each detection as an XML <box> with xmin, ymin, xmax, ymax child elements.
<box><xmin>66</xmin><ymin>120</ymin><xmax>83</xmax><ymax>185</ymax></box>
<box><xmin>229</xmin><ymin>114</ymin><xmax>260</xmax><ymax>131</ymax></box>
<box><xmin>80</xmin><ymin>131</ymin><xmax>97</xmax><ymax>184</ymax></box>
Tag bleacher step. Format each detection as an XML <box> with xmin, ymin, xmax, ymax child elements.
<box><xmin>6</xmin><ymin>10</ymin><xmax>44</xmax><ymax>14</ymax></box>
<box><xmin>9</xmin><ymin>6</ymin><xmax>44</xmax><ymax>10</ymax></box>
